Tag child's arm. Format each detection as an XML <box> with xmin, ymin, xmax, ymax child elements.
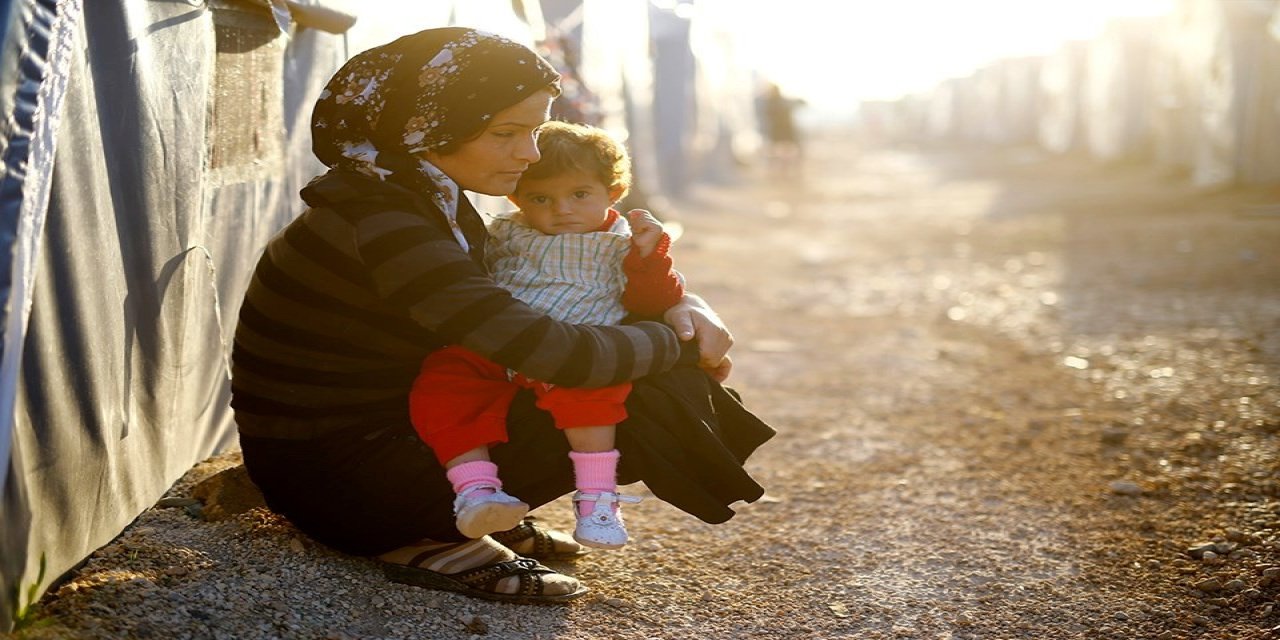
<box><xmin>621</xmin><ymin>210</ymin><xmax>685</xmax><ymax>317</ymax></box>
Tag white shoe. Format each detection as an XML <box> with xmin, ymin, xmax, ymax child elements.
<box><xmin>572</xmin><ymin>491</ymin><xmax>643</xmax><ymax>550</ymax></box>
<box><xmin>453</xmin><ymin>487</ymin><xmax>529</xmax><ymax>539</ymax></box>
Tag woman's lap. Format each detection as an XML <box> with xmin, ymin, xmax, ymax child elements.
<box><xmin>240</xmin><ymin>368</ymin><xmax>774</xmax><ymax>557</ymax></box>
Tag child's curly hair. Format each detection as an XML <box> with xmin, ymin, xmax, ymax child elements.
<box><xmin>519</xmin><ymin>121</ymin><xmax>631</xmax><ymax>201</ymax></box>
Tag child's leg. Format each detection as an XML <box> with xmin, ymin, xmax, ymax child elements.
<box><xmin>413</xmin><ymin>347</ymin><xmax>530</xmax><ymax>539</ymax></box>
<box><xmin>564</xmin><ymin>426</ymin><xmax>619</xmax><ymax>514</ymax></box>
<box><xmin>530</xmin><ymin>382</ymin><xmax>640</xmax><ymax>549</ymax></box>
<box><xmin>444</xmin><ymin>446</ymin><xmax>529</xmax><ymax>539</ymax></box>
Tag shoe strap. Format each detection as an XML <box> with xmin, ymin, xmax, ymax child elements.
<box><xmin>458</xmin><ymin>484</ymin><xmax>503</xmax><ymax>499</ymax></box>
<box><xmin>573</xmin><ymin>491</ymin><xmax>643</xmax><ymax>505</ymax></box>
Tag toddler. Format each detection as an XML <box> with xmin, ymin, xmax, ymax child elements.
<box><xmin>409</xmin><ymin>121</ymin><xmax>684</xmax><ymax>549</ymax></box>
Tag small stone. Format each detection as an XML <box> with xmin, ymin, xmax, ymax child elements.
<box><xmin>289</xmin><ymin>538</ymin><xmax>306</xmax><ymax>553</ymax></box>
<box><xmin>1223</xmin><ymin>579</ymin><xmax>1247</xmax><ymax>592</ymax></box>
<box><xmin>461</xmin><ymin>615</ymin><xmax>487</xmax><ymax>634</ymax></box>
<box><xmin>164</xmin><ymin>566</ymin><xmax>189</xmax><ymax>577</ymax></box>
<box><xmin>1261</xmin><ymin>567</ymin><xmax>1280</xmax><ymax>581</ymax></box>
<box><xmin>1108</xmin><ymin>480</ymin><xmax>1142</xmax><ymax>496</ymax></box>
<box><xmin>1100</xmin><ymin>428</ymin><xmax>1129</xmax><ymax>446</ymax></box>
<box><xmin>1112</xmin><ymin>611</ymin><xmax>1129</xmax><ymax>621</ymax></box>
<box><xmin>603</xmin><ymin>597</ymin><xmax>633</xmax><ymax>609</ymax></box>
<box><xmin>1200</xmin><ymin>550</ymin><xmax>1219</xmax><ymax>563</ymax></box>
<box><xmin>1187</xmin><ymin>542</ymin><xmax>1217</xmax><ymax>559</ymax></box>
<box><xmin>1226</xmin><ymin>529</ymin><xmax>1262</xmax><ymax>546</ymax></box>
<box><xmin>1242</xmin><ymin>589</ymin><xmax>1263</xmax><ymax>599</ymax></box>
<box><xmin>1194</xmin><ymin>577</ymin><xmax>1222</xmax><ymax>592</ymax></box>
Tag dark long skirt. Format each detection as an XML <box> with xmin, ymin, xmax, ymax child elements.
<box><xmin>239</xmin><ymin>368</ymin><xmax>775</xmax><ymax>557</ymax></box>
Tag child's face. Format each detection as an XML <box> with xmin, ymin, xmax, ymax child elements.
<box><xmin>510</xmin><ymin>170</ymin><xmax>620</xmax><ymax>235</ymax></box>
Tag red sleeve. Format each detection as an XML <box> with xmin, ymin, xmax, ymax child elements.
<box><xmin>620</xmin><ymin>233</ymin><xmax>685</xmax><ymax>317</ymax></box>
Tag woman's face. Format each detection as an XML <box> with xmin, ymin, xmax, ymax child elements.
<box><xmin>424</xmin><ymin>89</ymin><xmax>554</xmax><ymax>196</ymax></box>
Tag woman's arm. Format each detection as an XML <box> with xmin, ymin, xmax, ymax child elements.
<box><xmin>357</xmin><ymin>209</ymin><xmax>688</xmax><ymax>387</ymax></box>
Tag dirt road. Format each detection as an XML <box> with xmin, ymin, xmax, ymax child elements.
<box><xmin>16</xmin><ymin>136</ymin><xmax>1280</xmax><ymax>639</ymax></box>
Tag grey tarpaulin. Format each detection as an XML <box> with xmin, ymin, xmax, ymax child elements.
<box><xmin>0</xmin><ymin>0</ymin><xmax>349</xmax><ymax>628</ymax></box>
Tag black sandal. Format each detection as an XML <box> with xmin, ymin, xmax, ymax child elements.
<box><xmin>490</xmin><ymin>517</ymin><xmax>590</xmax><ymax>560</ymax></box>
<box><xmin>383</xmin><ymin>557</ymin><xmax>588</xmax><ymax>604</ymax></box>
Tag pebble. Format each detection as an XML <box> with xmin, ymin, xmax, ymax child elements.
<box><xmin>1223</xmin><ymin>579</ymin><xmax>1247</xmax><ymax>592</ymax></box>
<box><xmin>1187</xmin><ymin>542</ymin><xmax>1218</xmax><ymax>559</ymax></box>
<box><xmin>1194</xmin><ymin>577</ymin><xmax>1222</xmax><ymax>592</ymax></box>
<box><xmin>604</xmin><ymin>597</ymin><xmax>634</xmax><ymax>609</ymax></box>
<box><xmin>1108</xmin><ymin>480</ymin><xmax>1143</xmax><ymax>496</ymax></box>
<box><xmin>461</xmin><ymin>615</ymin><xmax>488</xmax><ymax>634</ymax></box>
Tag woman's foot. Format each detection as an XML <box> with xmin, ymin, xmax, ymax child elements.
<box><xmin>378</xmin><ymin>536</ymin><xmax>584</xmax><ymax>602</ymax></box>
<box><xmin>491</xmin><ymin>517</ymin><xmax>589</xmax><ymax>560</ymax></box>
<box><xmin>454</xmin><ymin>486</ymin><xmax>529</xmax><ymax>539</ymax></box>
<box><xmin>571</xmin><ymin>491</ymin><xmax>642</xmax><ymax>550</ymax></box>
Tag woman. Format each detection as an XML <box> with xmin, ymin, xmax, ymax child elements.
<box><xmin>231</xmin><ymin>27</ymin><xmax>773</xmax><ymax>604</ymax></box>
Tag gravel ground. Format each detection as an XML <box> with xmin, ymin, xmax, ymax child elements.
<box><xmin>8</xmin><ymin>136</ymin><xmax>1280</xmax><ymax>639</ymax></box>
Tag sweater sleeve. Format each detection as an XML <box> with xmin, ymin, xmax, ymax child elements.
<box><xmin>620</xmin><ymin>233</ymin><xmax>685</xmax><ymax>317</ymax></box>
<box><xmin>355</xmin><ymin>208</ymin><xmax>686</xmax><ymax>388</ymax></box>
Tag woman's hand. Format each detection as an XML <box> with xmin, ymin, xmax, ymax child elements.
<box><xmin>663</xmin><ymin>294</ymin><xmax>734</xmax><ymax>381</ymax></box>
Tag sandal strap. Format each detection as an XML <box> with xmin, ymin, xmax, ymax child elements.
<box><xmin>490</xmin><ymin>520</ymin><xmax>555</xmax><ymax>558</ymax></box>
<box><xmin>450</xmin><ymin>557</ymin><xmax>555</xmax><ymax>595</ymax></box>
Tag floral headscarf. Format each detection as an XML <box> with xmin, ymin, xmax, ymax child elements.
<box><xmin>311</xmin><ymin>27</ymin><xmax>560</xmax><ymax>204</ymax></box>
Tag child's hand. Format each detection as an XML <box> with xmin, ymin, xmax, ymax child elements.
<box><xmin>626</xmin><ymin>209</ymin><xmax>664</xmax><ymax>257</ymax></box>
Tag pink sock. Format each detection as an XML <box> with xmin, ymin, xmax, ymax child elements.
<box><xmin>446</xmin><ymin>460</ymin><xmax>501</xmax><ymax>498</ymax></box>
<box><xmin>569</xmin><ymin>450</ymin><xmax>620</xmax><ymax>516</ymax></box>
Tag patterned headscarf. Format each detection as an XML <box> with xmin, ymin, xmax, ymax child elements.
<box><xmin>311</xmin><ymin>27</ymin><xmax>560</xmax><ymax>202</ymax></box>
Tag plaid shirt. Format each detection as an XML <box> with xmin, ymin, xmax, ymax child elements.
<box><xmin>486</xmin><ymin>212</ymin><xmax>634</xmax><ymax>325</ymax></box>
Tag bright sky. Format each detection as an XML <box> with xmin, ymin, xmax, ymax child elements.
<box><xmin>722</xmin><ymin>0</ymin><xmax>1174</xmax><ymax>115</ymax></box>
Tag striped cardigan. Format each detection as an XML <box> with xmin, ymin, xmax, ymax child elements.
<box><xmin>230</xmin><ymin>170</ymin><xmax>688</xmax><ymax>439</ymax></box>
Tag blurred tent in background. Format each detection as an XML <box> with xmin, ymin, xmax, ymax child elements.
<box><xmin>855</xmin><ymin>0</ymin><xmax>1280</xmax><ymax>188</ymax></box>
<box><xmin>1036</xmin><ymin>40</ymin><xmax>1090</xmax><ymax>155</ymax></box>
<box><xmin>0</xmin><ymin>0</ymin><xmax>763</xmax><ymax>629</ymax></box>
<box><xmin>1082</xmin><ymin>18</ymin><xmax>1157</xmax><ymax>162</ymax></box>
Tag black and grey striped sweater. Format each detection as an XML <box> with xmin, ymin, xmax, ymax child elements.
<box><xmin>231</xmin><ymin>170</ymin><xmax>689</xmax><ymax>439</ymax></box>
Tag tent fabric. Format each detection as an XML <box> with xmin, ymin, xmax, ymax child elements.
<box><xmin>575</xmin><ymin>0</ymin><xmax>661</xmax><ymax>208</ymax></box>
<box><xmin>688</xmin><ymin>0</ymin><xmax>759</xmax><ymax>183</ymax></box>
<box><xmin>0</xmin><ymin>0</ymin><xmax>80</xmax><ymax>627</ymax></box>
<box><xmin>1083</xmin><ymin>18</ymin><xmax>1157</xmax><ymax>162</ymax></box>
<box><xmin>1037</xmin><ymin>40</ymin><xmax>1090</xmax><ymax>155</ymax></box>
<box><xmin>1170</xmin><ymin>0</ymin><xmax>1280</xmax><ymax>186</ymax></box>
<box><xmin>0</xmin><ymin>0</ymin><xmax>348</xmax><ymax>627</ymax></box>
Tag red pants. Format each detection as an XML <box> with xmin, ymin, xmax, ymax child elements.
<box><xmin>409</xmin><ymin>346</ymin><xmax>632</xmax><ymax>464</ymax></box>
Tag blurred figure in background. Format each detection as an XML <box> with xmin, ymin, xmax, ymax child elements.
<box><xmin>758</xmin><ymin>81</ymin><xmax>805</xmax><ymax>178</ymax></box>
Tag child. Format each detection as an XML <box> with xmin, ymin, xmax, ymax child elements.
<box><xmin>409</xmin><ymin>121</ymin><xmax>685</xmax><ymax>549</ymax></box>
